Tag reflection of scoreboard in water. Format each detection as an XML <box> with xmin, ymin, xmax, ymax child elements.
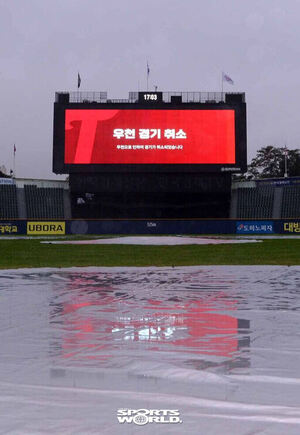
<box><xmin>49</xmin><ymin>270</ymin><xmax>250</xmax><ymax>368</ymax></box>
<box><xmin>52</xmin><ymin>91</ymin><xmax>247</xmax><ymax>218</ymax></box>
<box><xmin>53</xmin><ymin>91</ymin><xmax>246</xmax><ymax>174</ymax></box>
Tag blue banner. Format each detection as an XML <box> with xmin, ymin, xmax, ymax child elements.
<box><xmin>1</xmin><ymin>219</ymin><xmax>300</xmax><ymax>236</ymax></box>
<box><xmin>236</xmin><ymin>221</ymin><xmax>274</xmax><ymax>234</ymax></box>
<box><xmin>0</xmin><ymin>221</ymin><xmax>26</xmax><ymax>235</ymax></box>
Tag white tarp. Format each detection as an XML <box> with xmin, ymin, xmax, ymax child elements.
<box><xmin>42</xmin><ymin>235</ymin><xmax>261</xmax><ymax>245</ymax></box>
<box><xmin>0</xmin><ymin>266</ymin><xmax>300</xmax><ymax>434</ymax></box>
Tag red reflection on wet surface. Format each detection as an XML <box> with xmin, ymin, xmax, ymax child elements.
<box><xmin>55</xmin><ymin>292</ymin><xmax>241</xmax><ymax>362</ymax></box>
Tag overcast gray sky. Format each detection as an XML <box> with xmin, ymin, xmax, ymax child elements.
<box><xmin>1</xmin><ymin>0</ymin><xmax>300</xmax><ymax>179</ymax></box>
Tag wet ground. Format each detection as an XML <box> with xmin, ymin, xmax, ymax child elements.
<box><xmin>0</xmin><ymin>266</ymin><xmax>300</xmax><ymax>434</ymax></box>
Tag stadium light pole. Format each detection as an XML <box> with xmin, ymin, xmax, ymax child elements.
<box><xmin>13</xmin><ymin>144</ymin><xmax>16</xmax><ymax>178</ymax></box>
<box><xmin>284</xmin><ymin>145</ymin><xmax>288</xmax><ymax>178</ymax></box>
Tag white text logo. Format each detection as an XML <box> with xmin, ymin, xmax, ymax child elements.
<box><xmin>117</xmin><ymin>409</ymin><xmax>182</xmax><ymax>425</ymax></box>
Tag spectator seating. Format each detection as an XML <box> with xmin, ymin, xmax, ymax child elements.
<box><xmin>281</xmin><ymin>185</ymin><xmax>300</xmax><ymax>218</ymax></box>
<box><xmin>24</xmin><ymin>185</ymin><xmax>64</xmax><ymax>219</ymax></box>
<box><xmin>0</xmin><ymin>185</ymin><xmax>18</xmax><ymax>218</ymax></box>
<box><xmin>236</xmin><ymin>186</ymin><xmax>274</xmax><ymax>218</ymax></box>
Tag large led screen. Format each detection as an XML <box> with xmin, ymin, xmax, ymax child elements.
<box><xmin>64</xmin><ymin>109</ymin><xmax>236</xmax><ymax>165</ymax></box>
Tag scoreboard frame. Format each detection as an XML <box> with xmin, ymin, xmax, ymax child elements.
<box><xmin>53</xmin><ymin>100</ymin><xmax>247</xmax><ymax>174</ymax></box>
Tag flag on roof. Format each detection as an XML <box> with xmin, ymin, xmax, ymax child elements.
<box><xmin>222</xmin><ymin>72</ymin><xmax>234</xmax><ymax>85</ymax></box>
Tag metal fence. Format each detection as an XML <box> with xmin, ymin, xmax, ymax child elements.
<box><xmin>57</xmin><ymin>91</ymin><xmax>245</xmax><ymax>104</ymax></box>
<box><xmin>68</xmin><ymin>92</ymin><xmax>108</xmax><ymax>103</ymax></box>
<box><xmin>129</xmin><ymin>91</ymin><xmax>229</xmax><ymax>103</ymax></box>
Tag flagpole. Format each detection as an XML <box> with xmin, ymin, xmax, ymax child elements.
<box><xmin>147</xmin><ymin>61</ymin><xmax>149</xmax><ymax>92</ymax></box>
<box><xmin>221</xmin><ymin>72</ymin><xmax>224</xmax><ymax>95</ymax></box>
<box><xmin>222</xmin><ymin>72</ymin><xmax>234</xmax><ymax>95</ymax></box>
<box><xmin>284</xmin><ymin>145</ymin><xmax>288</xmax><ymax>178</ymax></box>
<box><xmin>13</xmin><ymin>144</ymin><xmax>16</xmax><ymax>178</ymax></box>
<box><xmin>147</xmin><ymin>69</ymin><xmax>149</xmax><ymax>92</ymax></box>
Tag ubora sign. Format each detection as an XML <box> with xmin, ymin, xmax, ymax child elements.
<box><xmin>27</xmin><ymin>222</ymin><xmax>65</xmax><ymax>235</ymax></box>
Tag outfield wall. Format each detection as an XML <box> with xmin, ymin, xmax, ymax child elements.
<box><xmin>0</xmin><ymin>219</ymin><xmax>299</xmax><ymax>236</ymax></box>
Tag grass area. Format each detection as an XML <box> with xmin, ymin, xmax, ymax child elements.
<box><xmin>0</xmin><ymin>237</ymin><xmax>299</xmax><ymax>269</ymax></box>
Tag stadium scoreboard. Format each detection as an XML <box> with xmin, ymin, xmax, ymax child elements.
<box><xmin>53</xmin><ymin>91</ymin><xmax>247</xmax><ymax>174</ymax></box>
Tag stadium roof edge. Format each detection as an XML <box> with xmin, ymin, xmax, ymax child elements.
<box><xmin>55</xmin><ymin>91</ymin><xmax>246</xmax><ymax>104</ymax></box>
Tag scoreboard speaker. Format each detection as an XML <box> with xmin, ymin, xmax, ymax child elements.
<box><xmin>225</xmin><ymin>93</ymin><xmax>245</xmax><ymax>104</ymax></box>
<box><xmin>171</xmin><ymin>95</ymin><xmax>182</xmax><ymax>104</ymax></box>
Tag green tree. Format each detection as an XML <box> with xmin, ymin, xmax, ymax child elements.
<box><xmin>247</xmin><ymin>146</ymin><xmax>300</xmax><ymax>179</ymax></box>
<box><xmin>0</xmin><ymin>166</ymin><xmax>10</xmax><ymax>178</ymax></box>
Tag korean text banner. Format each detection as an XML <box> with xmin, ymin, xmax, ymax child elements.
<box><xmin>236</xmin><ymin>221</ymin><xmax>274</xmax><ymax>234</ymax></box>
<box><xmin>65</xmin><ymin>109</ymin><xmax>235</xmax><ymax>165</ymax></box>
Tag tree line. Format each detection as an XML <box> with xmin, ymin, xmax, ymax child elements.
<box><xmin>240</xmin><ymin>146</ymin><xmax>300</xmax><ymax>179</ymax></box>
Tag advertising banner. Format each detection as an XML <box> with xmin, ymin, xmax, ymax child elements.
<box><xmin>281</xmin><ymin>221</ymin><xmax>300</xmax><ymax>234</ymax></box>
<box><xmin>0</xmin><ymin>223</ymin><xmax>19</xmax><ymax>235</ymax></box>
<box><xmin>1</xmin><ymin>219</ymin><xmax>298</xmax><ymax>236</ymax></box>
<box><xmin>236</xmin><ymin>221</ymin><xmax>274</xmax><ymax>234</ymax></box>
<box><xmin>27</xmin><ymin>222</ymin><xmax>66</xmax><ymax>235</ymax></box>
<box><xmin>0</xmin><ymin>221</ymin><xmax>26</xmax><ymax>235</ymax></box>
<box><xmin>0</xmin><ymin>178</ymin><xmax>14</xmax><ymax>185</ymax></box>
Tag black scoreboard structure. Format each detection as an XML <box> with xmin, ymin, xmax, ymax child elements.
<box><xmin>53</xmin><ymin>91</ymin><xmax>247</xmax><ymax>218</ymax></box>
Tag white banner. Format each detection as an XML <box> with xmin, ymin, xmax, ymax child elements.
<box><xmin>0</xmin><ymin>178</ymin><xmax>14</xmax><ymax>185</ymax></box>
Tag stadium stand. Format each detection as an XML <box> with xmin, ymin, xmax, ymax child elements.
<box><xmin>24</xmin><ymin>185</ymin><xmax>64</xmax><ymax>219</ymax></box>
<box><xmin>236</xmin><ymin>186</ymin><xmax>274</xmax><ymax>218</ymax></box>
<box><xmin>281</xmin><ymin>185</ymin><xmax>300</xmax><ymax>218</ymax></box>
<box><xmin>0</xmin><ymin>184</ymin><xmax>18</xmax><ymax>218</ymax></box>
<box><xmin>1</xmin><ymin>177</ymin><xmax>300</xmax><ymax>221</ymax></box>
